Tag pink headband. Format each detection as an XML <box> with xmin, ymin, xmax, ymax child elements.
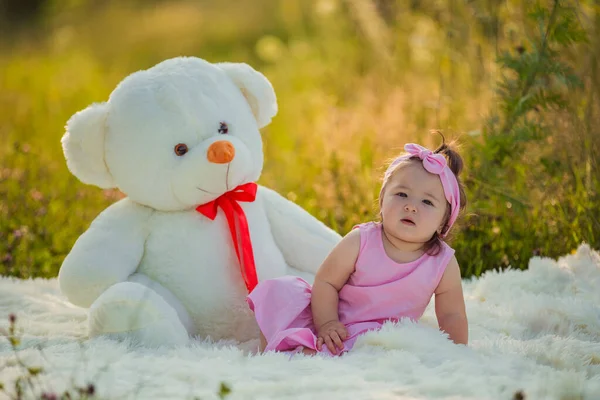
<box><xmin>382</xmin><ymin>143</ymin><xmax>460</xmax><ymax>237</ymax></box>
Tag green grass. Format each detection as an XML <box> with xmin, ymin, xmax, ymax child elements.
<box><xmin>1</xmin><ymin>0</ymin><xmax>598</xmax><ymax>279</ymax></box>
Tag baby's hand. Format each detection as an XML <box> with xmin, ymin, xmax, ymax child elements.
<box><xmin>316</xmin><ymin>320</ymin><xmax>349</xmax><ymax>353</ymax></box>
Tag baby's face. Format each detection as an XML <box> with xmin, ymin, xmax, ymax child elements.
<box><xmin>380</xmin><ymin>162</ymin><xmax>448</xmax><ymax>245</ymax></box>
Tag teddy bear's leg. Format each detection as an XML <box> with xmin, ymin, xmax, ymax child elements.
<box><xmin>88</xmin><ymin>278</ymin><xmax>191</xmax><ymax>347</ymax></box>
<box><xmin>126</xmin><ymin>272</ymin><xmax>194</xmax><ymax>333</ymax></box>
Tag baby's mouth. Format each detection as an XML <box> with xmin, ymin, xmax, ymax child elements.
<box><xmin>401</xmin><ymin>218</ymin><xmax>416</xmax><ymax>226</ymax></box>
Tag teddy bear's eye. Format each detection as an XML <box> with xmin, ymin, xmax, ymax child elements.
<box><xmin>218</xmin><ymin>122</ymin><xmax>229</xmax><ymax>134</ymax></box>
<box><xmin>174</xmin><ymin>143</ymin><xmax>189</xmax><ymax>156</ymax></box>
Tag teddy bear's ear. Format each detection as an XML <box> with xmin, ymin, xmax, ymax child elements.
<box><xmin>61</xmin><ymin>102</ymin><xmax>116</xmax><ymax>189</ymax></box>
<box><xmin>217</xmin><ymin>62</ymin><xmax>278</xmax><ymax>129</ymax></box>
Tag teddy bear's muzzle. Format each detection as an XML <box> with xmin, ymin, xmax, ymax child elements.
<box><xmin>207</xmin><ymin>140</ymin><xmax>235</xmax><ymax>164</ymax></box>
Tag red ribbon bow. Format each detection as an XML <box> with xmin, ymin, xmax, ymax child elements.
<box><xmin>195</xmin><ymin>182</ymin><xmax>259</xmax><ymax>293</ymax></box>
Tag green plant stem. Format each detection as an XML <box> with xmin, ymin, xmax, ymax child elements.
<box><xmin>501</xmin><ymin>0</ymin><xmax>561</xmax><ymax>136</ymax></box>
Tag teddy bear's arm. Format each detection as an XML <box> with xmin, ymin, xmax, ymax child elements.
<box><xmin>259</xmin><ymin>186</ymin><xmax>342</xmax><ymax>274</ymax></box>
<box><xmin>58</xmin><ymin>199</ymin><xmax>152</xmax><ymax>308</ymax></box>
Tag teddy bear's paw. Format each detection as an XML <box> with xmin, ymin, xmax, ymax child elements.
<box><xmin>88</xmin><ymin>282</ymin><xmax>189</xmax><ymax>346</ymax></box>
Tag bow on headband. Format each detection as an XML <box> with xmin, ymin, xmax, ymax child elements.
<box><xmin>384</xmin><ymin>143</ymin><xmax>460</xmax><ymax>237</ymax></box>
<box><xmin>404</xmin><ymin>143</ymin><xmax>448</xmax><ymax>174</ymax></box>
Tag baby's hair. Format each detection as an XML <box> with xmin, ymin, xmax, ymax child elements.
<box><xmin>379</xmin><ymin>131</ymin><xmax>467</xmax><ymax>255</ymax></box>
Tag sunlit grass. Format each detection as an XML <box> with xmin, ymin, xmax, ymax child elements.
<box><xmin>1</xmin><ymin>0</ymin><xmax>597</xmax><ymax>279</ymax></box>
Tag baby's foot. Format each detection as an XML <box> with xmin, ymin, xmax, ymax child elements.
<box><xmin>300</xmin><ymin>346</ymin><xmax>317</xmax><ymax>355</ymax></box>
<box><xmin>287</xmin><ymin>346</ymin><xmax>317</xmax><ymax>360</ymax></box>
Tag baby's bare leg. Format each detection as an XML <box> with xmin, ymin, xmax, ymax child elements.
<box><xmin>259</xmin><ymin>331</ymin><xmax>316</xmax><ymax>355</ymax></box>
<box><xmin>260</xmin><ymin>331</ymin><xmax>267</xmax><ymax>352</ymax></box>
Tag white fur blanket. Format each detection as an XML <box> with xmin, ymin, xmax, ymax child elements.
<box><xmin>1</xmin><ymin>245</ymin><xmax>599</xmax><ymax>399</ymax></box>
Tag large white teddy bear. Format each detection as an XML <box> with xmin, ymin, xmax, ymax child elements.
<box><xmin>58</xmin><ymin>56</ymin><xmax>341</xmax><ymax>346</ymax></box>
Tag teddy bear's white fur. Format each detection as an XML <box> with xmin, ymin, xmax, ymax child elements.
<box><xmin>58</xmin><ymin>56</ymin><xmax>341</xmax><ymax>346</ymax></box>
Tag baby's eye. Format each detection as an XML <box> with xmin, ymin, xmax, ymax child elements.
<box><xmin>423</xmin><ymin>199</ymin><xmax>434</xmax><ymax>206</ymax></box>
<box><xmin>396</xmin><ymin>192</ymin><xmax>407</xmax><ymax>197</ymax></box>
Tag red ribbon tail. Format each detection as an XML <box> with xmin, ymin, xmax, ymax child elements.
<box><xmin>195</xmin><ymin>183</ymin><xmax>259</xmax><ymax>293</ymax></box>
<box><xmin>220</xmin><ymin>199</ymin><xmax>258</xmax><ymax>293</ymax></box>
<box><xmin>232</xmin><ymin>202</ymin><xmax>258</xmax><ymax>292</ymax></box>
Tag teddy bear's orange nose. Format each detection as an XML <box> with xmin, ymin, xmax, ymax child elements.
<box><xmin>207</xmin><ymin>141</ymin><xmax>235</xmax><ymax>164</ymax></box>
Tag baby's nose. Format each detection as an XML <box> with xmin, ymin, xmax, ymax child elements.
<box><xmin>207</xmin><ymin>141</ymin><xmax>235</xmax><ymax>164</ymax></box>
<box><xmin>404</xmin><ymin>203</ymin><xmax>417</xmax><ymax>212</ymax></box>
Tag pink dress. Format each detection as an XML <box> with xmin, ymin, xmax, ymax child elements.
<box><xmin>246</xmin><ymin>222</ymin><xmax>455</xmax><ymax>356</ymax></box>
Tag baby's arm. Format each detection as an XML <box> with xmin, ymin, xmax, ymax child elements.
<box><xmin>434</xmin><ymin>256</ymin><xmax>468</xmax><ymax>345</ymax></box>
<box><xmin>311</xmin><ymin>228</ymin><xmax>360</xmax><ymax>352</ymax></box>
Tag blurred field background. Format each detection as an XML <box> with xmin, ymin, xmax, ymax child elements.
<box><xmin>0</xmin><ymin>0</ymin><xmax>598</xmax><ymax>279</ymax></box>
